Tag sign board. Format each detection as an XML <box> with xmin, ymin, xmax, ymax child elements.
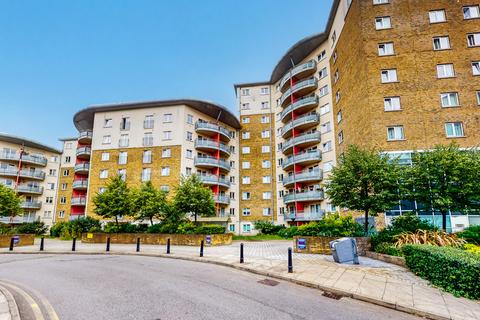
<box><xmin>87</xmin><ymin>233</ymin><xmax>93</xmax><ymax>239</ymax></box>
<box><xmin>205</xmin><ymin>235</ymin><xmax>212</xmax><ymax>246</ymax></box>
<box><xmin>297</xmin><ymin>238</ymin><xmax>307</xmax><ymax>250</ymax></box>
<box><xmin>12</xmin><ymin>235</ymin><xmax>20</xmax><ymax>245</ymax></box>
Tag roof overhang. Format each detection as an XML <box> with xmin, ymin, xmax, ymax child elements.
<box><xmin>0</xmin><ymin>132</ymin><xmax>62</xmax><ymax>154</ymax></box>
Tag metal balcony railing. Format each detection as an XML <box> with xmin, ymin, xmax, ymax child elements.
<box><xmin>74</xmin><ymin>163</ymin><xmax>90</xmax><ymax>173</ymax></box>
<box><xmin>283</xmin><ymin>190</ymin><xmax>324</xmax><ymax>204</ymax></box>
<box><xmin>21</xmin><ymin>201</ymin><xmax>42</xmax><ymax>209</ymax></box>
<box><xmin>78</xmin><ymin>131</ymin><xmax>93</xmax><ymax>141</ymax></box>
<box><xmin>71</xmin><ymin>197</ymin><xmax>87</xmax><ymax>206</ymax></box>
<box><xmin>199</xmin><ymin>175</ymin><xmax>231</xmax><ymax>188</ymax></box>
<box><xmin>283</xmin><ymin>150</ymin><xmax>322</xmax><ymax>169</ymax></box>
<box><xmin>195</xmin><ymin>122</ymin><xmax>231</xmax><ymax>140</ymax></box>
<box><xmin>76</xmin><ymin>147</ymin><xmax>91</xmax><ymax>157</ymax></box>
<box><xmin>214</xmin><ymin>194</ymin><xmax>230</xmax><ymax>205</ymax></box>
<box><xmin>282</xmin><ymin>169</ymin><xmax>323</xmax><ymax>186</ymax></box>
<box><xmin>284</xmin><ymin>210</ymin><xmax>326</xmax><ymax>221</ymax></box>
<box><xmin>72</xmin><ymin>179</ymin><xmax>88</xmax><ymax>189</ymax></box>
<box><xmin>282</xmin><ymin>132</ymin><xmax>321</xmax><ymax>153</ymax></box>
<box><xmin>194</xmin><ymin>139</ymin><xmax>230</xmax><ymax>155</ymax></box>
<box><xmin>280</xmin><ymin>78</ymin><xmax>318</xmax><ymax>106</ymax></box>
<box><xmin>0</xmin><ymin>152</ymin><xmax>48</xmax><ymax>166</ymax></box>
<box><xmin>280</xmin><ymin>60</ymin><xmax>317</xmax><ymax>90</ymax></box>
<box><xmin>16</xmin><ymin>185</ymin><xmax>44</xmax><ymax>194</ymax></box>
<box><xmin>0</xmin><ymin>168</ymin><xmax>46</xmax><ymax>180</ymax></box>
<box><xmin>281</xmin><ymin>113</ymin><xmax>320</xmax><ymax>136</ymax></box>
<box><xmin>194</xmin><ymin>157</ymin><xmax>231</xmax><ymax>171</ymax></box>
<box><xmin>280</xmin><ymin>95</ymin><xmax>319</xmax><ymax>122</ymax></box>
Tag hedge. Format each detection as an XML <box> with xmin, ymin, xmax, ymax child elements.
<box><xmin>402</xmin><ymin>244</ymin><xmax>480</xmax><ymax>299</ymax></box>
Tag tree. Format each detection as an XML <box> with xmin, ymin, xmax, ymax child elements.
<box><xmin>326</xmin><ymin>145</ymin><xmax>402</xmax><ymax>234</ymax></box>
<box><xmin>173</xmin><ymin>174</ymin><xmax>215</xmax><ymax>223</ymax></box>
<box><xmin>405</xmin><ymin>144</ymin><xmax>480</xmax><ymax>231</ymax></box>
<box><xmin>131</xmin><ymin>181</ymin><xmax>168</xmax><ymax>225</ymax></box>
<box><xmin>0</xmin><ymin>184</ymin><xmax>22</xmax><ymax>218</ymax></box>
<box><xmin>92</xmin><ymin>175</ymin><xmax>133</xmax><ymax>225</ymax></box>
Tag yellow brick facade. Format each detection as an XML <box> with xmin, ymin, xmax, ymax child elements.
<box><xmin>55</xmin><ymin>167</ymin><xmax>75</xmax><ymax>221</ymax></box>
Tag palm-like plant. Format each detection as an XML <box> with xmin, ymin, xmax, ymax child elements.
<box><xmin>394</xmin><ymin>230</ymin><xmax>466</xmax><ymax>248</ymax></box>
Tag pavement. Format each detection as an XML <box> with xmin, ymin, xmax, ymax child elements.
<box><xmin>0</xmin><ymin>283</ymin><xmax>19</xmax><ymax>320</ymax></box>
<box><xmin>1</xmin><ymin>239</ymin><xmax>480</xmax><ymax>320</ymax></box>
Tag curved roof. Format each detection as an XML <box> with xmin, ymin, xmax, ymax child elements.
<box><xmin>74</xmin><ymin>99</ymin><xmax>241</xmax><ymax>131</ymax></box>
<box><xmin>0</xmin><ymin>132</ymin><xmax>62</xmax><ymax>154</ymax></box>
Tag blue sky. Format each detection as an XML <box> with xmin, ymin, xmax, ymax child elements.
<box><xmin>0</xmin><ymin>0</ymin><xmax>332</xmax><ymax>148</ymax></box>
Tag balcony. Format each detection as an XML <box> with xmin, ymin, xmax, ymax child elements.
<box><xmin>21</xmin><ymin>201</ymin><xmax>42</xmax><ymax>210</ymax></box>
<box><xmin>283</xmin><ymin>190</ymin><xmax>324</xmax><ymax>204</ymax></box>
<box><xmin>280</xmin><ymin>78</ymin><xmax>318</xmax><ymax>108</ymax></box>
<box><xmin>279</xmin><ymin>60</ymin><xmax>317</xmax><ymax>92</ymax></box>
<box><xmin>199</xmin><ymin>175</ymin><xmax>231</xmax><ymax>188</ymax></box>
<box><xmin>280</xmin><ymin>95</ymin><xmax>319</xmax><ymax>123</ymax></box>
<box><xmin>282</xmin><ymin>132</ymin><xmax>321</xmax><ymax>154</ymax></box>
<box><xmin>74</xmin><ymin>163</ymin><xmax>90</xmax><ymax>175</ymax></box>
<box><xmin>0</xmin><ymin>215</ymin><xmax>37</xmax><ymax>224</ymax></box>
<box><xmin>72</xmin><ymin>179</ymin><xmax>88</xmax><ymax>190</ymax></box>
<box><xmin>194</xmin><ymin>139</ymin><xmax>231</xmax><ymax>157</ymax></box>
<box><xmin>281</xmin><ymin>113</ymin><xmax>320</xmax><ymax>139</ymax></box>
<box><xmin>283</xmin><ymin>150</ymin><xmax>322</xmax><ymax>170</ymax></box>
<box><xmin>282</xmin><ymin>169</ymin><xmax>323</xmax><ymax>187</ymax></box>
<box><xmin>0</xmin><ymin>151</ymin><xmax>48</xmax><ymax>167</ymax></box>
<box><xmin>78</xmin><ymin>131</ymin><xmax>93</xmax><ymax>144</ymax></box>
<box><xmin>16</xmin><ymin>185</ymin><xmax>44</xmax><ymax>195</ymax></box>
<box><xmin>284</xmin><ymin>210</ymin><xmax>326</xmax><ymax>222</ymax></box>
<box><xmin>76</xmin><ymin>147</ymin><xmax>91</xmax><ymax>160</ymax></box>
<box><xmin>0</xmin><ymin>168</ymin><xmax>46</xmax><ymax>180</ymax></box>
<box><xmin>195</xmin><ymin>122</ymin><xmax>231</xmax><ymax>141</ymax></box>
<box><xmin>214</xmin><ymin>194</ymin><xmax>230</xmax><ymax>205</ymax></box>
<box><xmin>194</xmin><ymin>157</ymin><xmax>231</xmax><ymax>172</ymax></box>
<box><xmin>71</xmin><ymin>197</ymin><xmax>87</xmax><ymax>206</ymax></box>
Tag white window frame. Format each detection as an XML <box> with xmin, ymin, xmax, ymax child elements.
<box><xmin>381</xmin><ymin>69</ymin><xmax>398</xmax><ymax>83</ymax></box>
<box><xmin>429</xmin><ymin>9</ymin><xmax>446</xmax><ymax>23</ymax></box>
<box><xmin>445</xmin><ymin>122</ymin><xmax>465</xmax><ymax>138</ymax></box>
<box><xmin>440</xmin><ymin>92</ymin><xmax>460</xmax><ymax>107</ymax></box>
<box><xmin>436</xmin><ymin>64</ymin><xmax>455</xmax><ymax>78</ymax></box>
<box><xmin>387</xmin><ymin>126</ymin><xmax>405</xmax><ymax>141</ymax></box>
<box><xmin>378</xmin><ymin>42</ymin><xmax>394</xmax><ymax>56</ymax></box>
<box><xmin>464</xmin><ymin>5</ymin><xmax>480</xmax><ymax>20</ymax></box>
<box><xmin>384</xmin><ymin>96</ymin><xmax>401</xmax><ymax>111</ymax></box>
<box><xmin>375</xmin><ymin>16</ymin><xmax>391</xmax><ymax>30</ymax></box>
<box><xmin>433</xmin><ymin>36</ymin><xmax>451</xmax><ymax>50</ymax></box>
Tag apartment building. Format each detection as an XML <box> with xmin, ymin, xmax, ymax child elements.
<box><xmin>0</xmin><ymin>133</ymin><xmax>61</xmax><ymax>226</ymax></box>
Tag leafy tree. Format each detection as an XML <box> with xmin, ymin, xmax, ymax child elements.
<box><xmin>131</xmin><ymin>181</ymin><xmax>168</xmax><ymax>225</ymax></box>
<box><xmin>0</xmin><ymin>184</ymin><xmax>22</xmax><ymax>218</ymax></box>
<box><xmin>405</xmin><ymin>144</ymin><xmax>480</xmax><ymax>231</ymax></box>
<box><xmin>326</xmin><ymin>145</ymin><xmax>402</xmax><ymax>234</ymax></box>
<box><xmin>92</xmin><ymin>175</ymin><xmax>133</xmax><ymax>225</ymax></box>
<box><xmin>173</xmin><ymin>174</ymin><xmax>215</xmax><ymax>223</ymax></box>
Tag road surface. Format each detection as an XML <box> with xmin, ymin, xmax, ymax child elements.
<box><xmin>0</xmin><ymin>254</ymin><xmax>420</xmax><ymax>320</ymax></box>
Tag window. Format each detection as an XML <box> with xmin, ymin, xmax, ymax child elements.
<box><xmin>261</xmin><ymin>130</ymin><xmax>270</xmax><ymax>138</ymax></box>
<box><xmin>101</xmin><ymin>152</ymin><xmax>110</xmax><ymax>161</ymax></box>
<box><xmin>373</xmin><ymin>0</ymin><xmax>389</xmax><ymax>4</ymax></box>
<box><xmin>467</xmin><ymin>33</ymin><xmax>480</xmax><ymax>47</ymax></box>
<box><xmin>61</xmin><ymin>183</ymin><xmax>67</xmax><ymax>190</ymax></box>
<box><xmin>381</xmin><ymin>69</ymin><xmax>398</xmax><ymax>83</ymax></box>
<box><xmin>242</xmin><ymin>117</ymin><xmax>250</xmax><ymax>124</ymax></box>
<box><xmin>143</xmin><ymin>132</ymin><xmax>153</xmax><ymax>146</ymax></box>
<box><xmin>260</xmin><ymin>87</ymin><xmax>269</xmax><ymax>95</ymax></box>
<box><xmin>320</xmin><ymin>104</ymin><xmax>330</xmax><ymax>115</ymax></box>
<box><xmin>378</xmin><ymin>42</ymin><xmax>394</xmax><ymax>56</ymax></box>
<box><xmin>102</xmin><ymin>135</ymin><xmax>111</xmax><ymax>144</ymax></box>
<box><xmin>331</xmin><ymin>31</ymin><xmax>337</xmax><ymax>44</ymax></box>
<box><xmin>477</xmin><ymin>91</ymin><xmax>480</xmax><ymax>105</ymax></box>
<box><xmin>464</xmin><ymin>5</ymin><xmax>480</xmax><ymax>19</ymax></box>
<box><xmin>241</xmin><ymin>103</ymin><xmax>250</xmax><ymax>110</ymax></box>
<box><xmin>47</xmin><ymin>183</ymin><xmax>55</xmax><ymax>190</ymax></box>
<box><xmin>119</xmin><ymin>134</ymin><xmax>129</xmax><ymax>147</ymax></box>
<box><xmin>120</xmin><ymin>117</ymin><xmax>130</xmax><ymax>130</ymax></box>
<box><xmin>242</xmin><ymin>147</ymin><xmax>250</xmax><ymax>154</ymax></box>
<box><xmin>118</xmin><ymin>169</ymin><xmax>126</xmax><ymax>181</ymax></box>
<box><xmin>242</xmin><ymin>161</ymin><xmax>250</xmax><ymax>169</ymax></box>
<box><xmin>472</xmin><ymin>61</ymin><xmax>480</xmax><ymax>75</ymax></box>
<box><xmin>98</xmin><ymin>187</ymin><xmax>106</xmax><ymax>194</ymax></box>
<box><xmin>143</xmin><ymin>150</ymin><xmax>152</xmax><ymax>163</ymax></box>
<box><xmin>163</xmin><ymin>131</ymin><xmax>172</xmax><ymax>140</ymax></box>
<box><xmin>100</xmin><ymin>170</ymin><xmax>108</xmax><ymax>179</ymax></box>
<box><xmin>433</xmin><ymin>36</ymin><xmax>450</xmax><ymax>50</ymax></box>
<box><xmin>49</xmin><ymin>169</ymin><xmax>57</xmax><ymax>176</ymax></box>
<box><xmin>261</xmin><ymin>102</ymin><xmax>269</xmax><ymax>109</ymax></box>
<box><xmin>334</xmin><ymin>70</ymin><xmax>339</xmax><ymax>83</ymax></box>
<box><xmin>324</xmin><ymin>161</ymin><xmax>334</xmax><ymax>172</ymax></box>
<box><xmin>163</xmin><ymin>113</ymin><xmax>172</xmax><ymax>123</ymax></box>
<box><xmin>242</xmin><ymin>208</ymin><xmax>251</xmax><ymax>216</ymax></box>
<box><xmin>104</xmin><ymin>118</ymin><xmax>112</xmax><ymax>128</ymax></box>
<box><xmin>429</xmin><ymin>9</ymin><xmax>446</xmax><ymax>23</ymax></box>
<box><xmin>261</xmin><ymin>145</ymin><xmax>271</xmax><ymax>153</ymax></box>
<box><xmin>65</xmin><ymin>142</ymin><xmax>72</xmax><ymax>149</ymax></box>
<box><xmin>338</xmin><ymin>131</ymin><xmax>344</xmax><ymax>144</ymax></box>
<box><xmin>63</xmin><ymin>169</ymin><xmax>69</xmax><ymax>176</ymax></box>
<box><xmin>318</xmin><ymin>67</ymin><xmax>328</xmax><ymax>79</ymax></box>
<box><xmin>64</xmin><ymin>156</ymin><xmax>71</xmax><ymax>164</ymax></box>
<box><xmin>242</xmin><ymin>176</ymin><xmax>250</xmax><ymax>184</ymax></box>
<box><xmin>58</xmin><ymin>211</ymin><xmax>65</xmax><ymax>218</ymax></box>
<box><xmin>186</xmin><ymin>114</ymin><xmax>194</xmax><ymax>124</ymax></box>
<box><xmin>319</xmin><ymin>85</ymin><xmax>329</xmax><ymax>97</ymax></box>
<box><xmin>50</xmin><ymin>156</ymin><xmax>58</xmax><ymax>162</ymax></box>
<box><xmin>445</xmin><ymin>122</ymin><xmax>464</xmax><ymax>137</ymax></box>
<box><xmin>335</xmin><ymin>91</ymin><xmax>341</xmax><ymax>102</ymax></box>
<box><xmin>337</xmin><ymin>110</ymin><xmax>343</xmax><ymax>123</ymax></box>
<box><xmin>186</xmin><ymin>149</ymin><xmax>193</xmax><ymax>158</ymax></box>
<box><xmin>118</xmin><ymin>151</ymin><xmax>128</xmax><ymax>165</ymax></box>
<box><xmin>441</xmin><ymin>92</ymin><xmax>459</xmax><ymax>107</ymax></box>
<box><xmin>262</xmin><ymin>192</ymin><xmax>271</xmax><ymax>200</ymax></box>
<box><xmin>141</xmin><ymin>168</ymin><xmax>151</xmax><ymax>182</ymax></box>
<box><xmin>384</xmin><ymin>97</ymin><xmax>401</xmax><ymax>111</ymax></box>
<box><xmin>144</xmin><ymin>115</ymin><xmax>154</xmax><ymax>129</ymax></box>
<box><xmin>375</xmin><ymin>16</ymin><xmax>391</xmax><ymax>30</ymax></box>
<box><xmin>160</xmin><ymin>186</ymin><xmax>170</xmax><ymax>192</ymax></box>
<box><xmin>437</xmin><ymin>64</ymin><xmax>455</xmax><ymax>78</ymax></box>
<box><xmin>262</xmin><ymin>176</ymin><xmax>271</xmax><ymax>184</ymax></box>
<box><xmin>332</xmin><ymin>51</ymin><xmax>338</xmax><ymax>63</ymax></box>
<box><xmin>242</xmin><ymin>131</ymin><xmax>250</xmax><ymax>139</ymax></box>
<box><xmin>161</xmin><ymin>167</ymin><xmax>170</xmax><ymax>176</ymax></box>
<box><xmin>60</xmin><ymin>197</ymin><xmax>66</xmax><ymax>204</ymax></box>
<box><xmin>259</xmin><ymin>115</ymin><xmax>270</xmax><ymax>124</ymax></box>
<box><xmin>242</xmin><ymin>192</ymin><xmax>251</xmax><ymax>200</ymax></box>
<box><xmin>323</xmin><ymin>141</ymin><xmax>332</xmax><ymax>152</ymax></box>
<box><xmin>229</xmin><ymin>224</ymin><xmax>235</xmax><ymax>232</ymax></box>
<box><xmin>45</xmin><ymin>197</ymin><xmax>53</xmax><ymax>204</ymax></box>
<box><xmin>263</xmin><ymin>208</ymin><xmax>271</xmax><ymax>216</ymax></box>
<box><xmin>242</xmin><ymin>224</ymin><xmax>251</xmax><ymax>233</ymax></box>
<box><xmin>262</xmin><ymin>160</ymin><xmax>271</xmax><ymax>168</ymax></box>
<box><xmin>185</xmin><ymin>167</ymin><xmax>192</xmax><ymax>175</ymax></box>
<box><xmin>321</xmin><ymin>122</ymin><xmax>332</xmax><ymax>133</ymax></box>
<box><xmin>162</xmin><ymin>148</ymin><xmax>171</xmax><ymax>158</ymax></box>
<box><xmin>387</xmin><ymin>126</ymin><xmax>405</xmax><ymax>141</ymax></box>
<box><xmin>241</xmin><ymin>89</ymin><xmax>250</xmax><ymax>96</ymax></box>
<box><xmin>318</xmin><ymin>50</ymin><xmax>326</xmax><ymax>61</ymax></box>
<box><xmin>186</xmin><ymin>131</ymin><xmax>193</xmax><ymax>141</ymax></box>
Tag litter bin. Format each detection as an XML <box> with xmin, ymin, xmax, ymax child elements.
<box><xmin>329</xmin><ymin>237</ymin><xmax>359</xmax><ymax>264</ymax></box>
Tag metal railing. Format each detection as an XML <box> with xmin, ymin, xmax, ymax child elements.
<box><xmin>74</xmin><ymin>163</ymin><xmax>90</xmax><ymax>173</ymax></box>
<box><xmin>195</xmin><ymin>122</ymin><xmax>231</xmax><ymax>139</ymax></box>
<box><xmin>0</xmin><ymin>151</ymin><xmax>48</xmax><ymax>166</ymax></box>
<box><xmin>280</xmin><ymin>95</ymin><xmax>319</xmax><ymax>122</ymax></box>
<box><xmin>78</xmin><ymin>131</ymin><xmax>93</xmax><ymax>140</ymax></box>
<box><xmin>76</xmin><ymin>147</ymin><xmax>91</xmax><ymax>157</ymax></box>
<box><xmin>282</xmin><ymin>132</ymin><xmax>321</xmax><ymax>153</ymax></box>
<box><xmin>0</xmin><ymin>168</ymin><xmax>46</xmax><ymax>180</ymax></box>
<box><xmin>16</xmin><ymin>185</ymin><xmax>44</xmax><ymax>194</ymax></box>
<box><xmin>284</xmin><ymin>190</ymin><xmax>324</xmax><ymax>204</ymax></box>
<box><xmin>282</xmin><ymin>169</ymin><xmax>323</xmax><ymax>186</ymax></box>
<box><xmin>280</xmin><ymin>60</ymin><xmax>316</xmax><ymax>90</ymax></box>
<box><xmin>199</xmin><ymin>175</ymin><xmax>231</xmax><ymax>187</ymax></box>
<box><xmin>280</xmin><ymin>78</ymin><xmax>318</xmax><ymax>106</ymax></box>
<box><xmin>214</xmin><ymin>194</ymin><xmax>230</xmax><ymax>205</ymax></box>
<box><xmin>194</xmin><ymin>157</ymin><xmax>231</xmax><ymax>171</ymax></box>
<box><xmin>21</xmin><ymin>201</ymin><xmax>42</xmax><ymax>209</ymax></box>
<box><xmin>72</xmin><ymin>180</ymin><xmax>88</xmax><ymax>189</ymax></box>
<box><xmin>284</xmin><ymin>210</ymin><xmax>326</xmax><ymax>221</ymax></box>
<box><xmin>71</xmin><ymin>197</ymin><xmax>87</xmax><ymax>205</ymax></box>
<box><xmin>281</xmin><ymin>113</ymin><xmax>320</xmax><ymax>136</ymax></box>
<box><xmin>194</xmin><ymin>139</ymin><xmax>230</xmax><ymax>155</ymax></box>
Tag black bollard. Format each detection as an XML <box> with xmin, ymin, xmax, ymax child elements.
<box><xmin>9</xmin><ymin>237</ymin><xmax>14</xmax><ymax>251</ymax></box>
<box><xmin>167</xmin><ymin>238</ymin><xmax>170</xmax><ymax>254</ymax></box>
<box><xmin>72</xmin><ymin>238</ymin><xmax>76</xmax><ymax>251</ymax></box>
<box><xmin>106</xmin><ymin>237</ymin><xmax>111</xmax><ymax>252</ymax></box>
<box><xmin>240</xmin><ymin>243</ymin><xmax>244</xmax><ymax>263</ymax></box>
<box><xmin>200</xmin><ymin>240</ymin><xmax>204</xmax><ymax>257</ymax></box>
<box><xmin>288</xmin><ymin>247</ymin><xmax>293</xmax><ymax>273</ymax></box>
<box><xmin>40</xmin><ymin>237</ymin><xmax>44</xmax><ymax>251</ymax></box>
<box><xmin>136</xmin><ymin>237</ymin><xmax>140</xmax><ymax>252</ymax></box>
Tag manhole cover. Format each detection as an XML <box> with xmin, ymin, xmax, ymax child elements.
<box><xmin>257</xmin><ymin>279</ymin><xmax>280</xmax><ymax>286</ymax></box>
<box><xmin>322</xmin><ymin>291</ymin><xmax>342</xmax><ymax>300</ymax></box>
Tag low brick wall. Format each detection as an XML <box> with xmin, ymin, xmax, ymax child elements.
<box><xmin>0</xmin><ymin>234</ymin><xmax>35</xmax><ymax>248</ymax></box>
<box><xmin>366</xmin><ymin>251</ymin><xmax>406</xmax><ymax>267</ymax></box>
<box><xmin>81</xmin><ymin>233</ymin><xmax>232</xmax><ymax>246</ymax></box>
<box><xmin>293</xmin><ymin>236</ymin><xmax>371</xmax><ymax>256</ymax></box>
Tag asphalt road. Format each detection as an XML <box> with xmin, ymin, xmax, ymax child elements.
<box><xmin>0</xmin><ymin>254</ymin><xmax>420</xmax><ymax>320</ymax></box>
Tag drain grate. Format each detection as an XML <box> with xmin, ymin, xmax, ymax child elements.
<box><xmin>257</xmin><ymin>279</ymin><xmax>280</xmax><ymax>286</ymax></box>
<box><xmin>322</xmin><ymin>291</ymin><xmax>342</xmax><ymax>300</ymax></box>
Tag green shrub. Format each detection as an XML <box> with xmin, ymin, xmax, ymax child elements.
<box><xmin>278</xmin><ymin>226</ymin><xmax>298</xmax><ymax>238</ymax></box>
<box><xmin>176</xmin><ymin>221</ymin><xmax>196</xmax><ymax>234</ymax></box>
<box><xmin>146</xmin><ymin>222</ymin><xmax>179</xmax><ymax>234</ymax></box>
<box><xmin>54</xmin><ymin>217</ymin><xmax>101</xmax><ymax>239</ymax></box>
<box><xmin>103</xmin><ymin>222</ymin><xmax>137</xmax><ymax>233</ymax></box>
<box><xmin>0</xmin><ymin>224</ymin><xmax>13</xmax><ymax>235</ymax></box>
<box><xmin>296</xmin><ymin>214</ymin><xmax>364</xmax><ymax>237</ymax></box>
<box><xmin>14</xmin><ymin>222</ymin><xmax>47</xmax><ymax>235</ymax></box>
<box><xmin>254</xmin><ymin>220</ymin><xmax>285</xmax><ymax>235</ymax></box>
<box><xmin>457</xmin><ymin>225</ymin><xmax>480</xmax><ymax>244</ymax></box>
<box><xmin>403</xmin><ymin>244</ymin><xmax>480</xmax><ymax>299</ymax></box>
<box><xmin>195</xmin><ymin>224</ymin><xmax>225</xmax><ymax>234</ymax></box>
<box><xmin>464</xmin><ymin>243</ymin><xmax>480</xmax><ymax>255</ymax></box>
<box><xmin>50</xmin><ymin>221</ymin><xmax>68</xmax><ymax>237</ymax></box>
<box><xmin>374</xmin><ymin>242</ymin><xmax>403</xmax><ymax>256</ymax></box>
